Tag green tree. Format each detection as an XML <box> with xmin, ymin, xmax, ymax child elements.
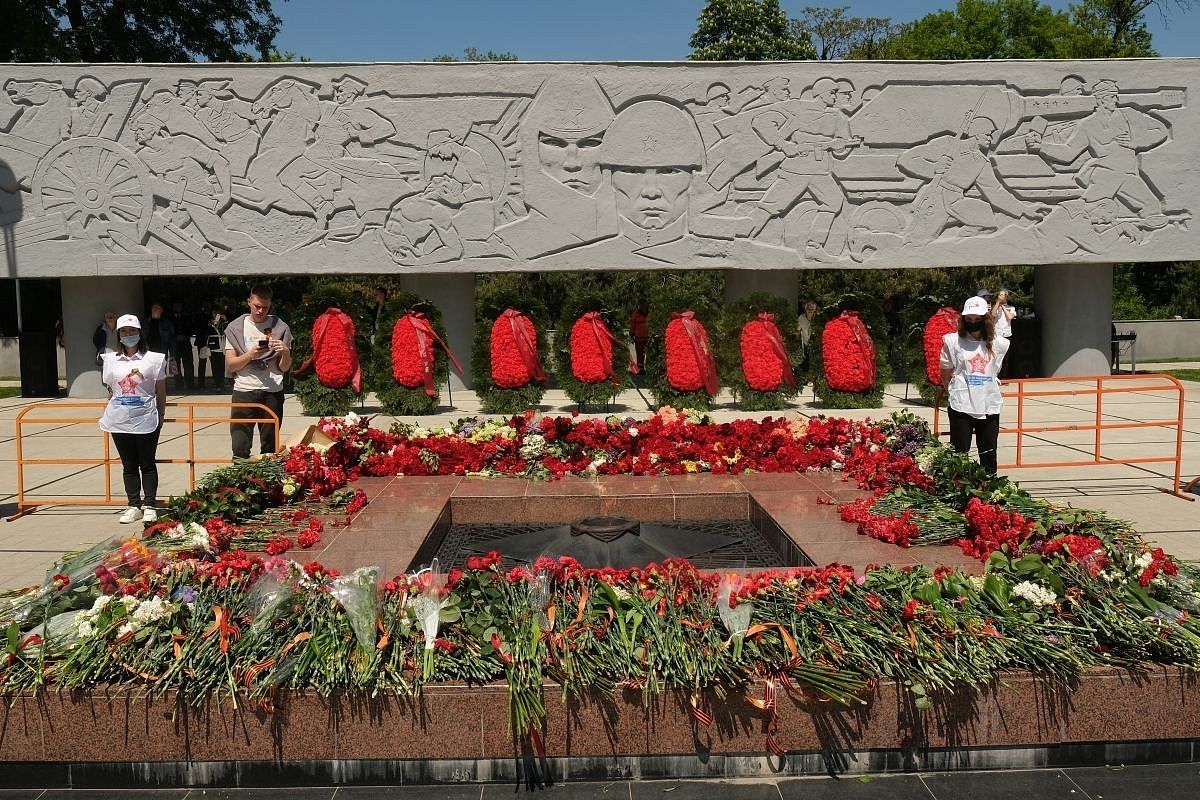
<box><xmin>790</xmin><ymin>6</ymin><xmax>901</xmax><ymax>60</ymax></box>
<box><xmin>689</xmin><ymin>0</ymin><xmax>816</xmax><ymax>60</ymax></box>
<box><xmin>432</xmin><ymin>47</ymin><xmax>518</xmax><ymax>62</ymax></box>
<box><xmin>866</xmin><ymin>0</ymin><xmax>1076</xmax><ymax>59</ymax></box>
<box><xmin>0</xmin><ymin>0</ymin><xmax>282</xmax><ymax>62</ymax></box>
<box><xmin>1065</xmin><ymin>0</ymin><xmax>1157</xmax><ymax>57</ymax></box>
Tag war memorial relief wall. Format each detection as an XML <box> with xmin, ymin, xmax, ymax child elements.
<box><xmin>1</xmin><ymin>59</ymin><xmax>1197</xmax><ymax>279</ymax></box>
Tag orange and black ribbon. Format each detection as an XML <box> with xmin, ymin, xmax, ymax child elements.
<box><xmin>672</xmin><ymin>311</ymin><xmax>719</xmax><ymax>396</ymax></box>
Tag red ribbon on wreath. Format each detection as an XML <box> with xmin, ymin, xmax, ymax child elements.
<box><xmin>822</xmin><ymin>310</ymin><xmax>876</xmax><ymax>393</ymax></box>
<box><xmin>666</xmin><ymin>311</ymin><xmax>719</xmax><ymax>395</ymax></box>
<box><xmin>569</xmin><ymin>311</ymin><xmax>620</xmax><ymax>385</ymax></box>
<box><xmin>297</xmin><ymin>307</ymin><xmax>361</xmax><ymax>392</ymax></box>
<box><xmin>490</xmin><ymin>308</ymin><xmax>545</xmax><ymax>388</ymax></box>
<box><xmin>923</xmin><ymin>307</ymin><xmax>960</xmax><ymax>386</ymax></box>
<box><xmin>741</xmin><ymin>312</ymin><xmax>796</xmax><ymax>391</ymax></box>
<box><xmin>392</xmin><ymin>310</ymin><xmax>464</xmax><ymax>397</ymax></box>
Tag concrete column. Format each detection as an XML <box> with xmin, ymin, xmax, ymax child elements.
<box><xmin>398</xmin><ymin>273</ymin><xmax>475</xmax><ymax>390</ymax></box>
<box><xmin>723</xmin><ymin>269</ymin><xmax>799</xmax><ymax>307</ymax></box>
<box><xmin>1034</xmin><ymin>263</ymin><xmax>1113</xmax><ymax>377</ymax></box>
<box><xmin>62</xmin><ymin>276</ymin><xmax>144</xmax><ymax>398</ymax></box>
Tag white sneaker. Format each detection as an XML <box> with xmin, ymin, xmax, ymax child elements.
<box><xmin>141</xmin><ymin>507</ymin><xmax>158</xmax><ymax>524</ymax></box>
<box><xmin>119</xmin><ymin>506</ymin><xmax>143</xmax><ymax>524</ymax></box>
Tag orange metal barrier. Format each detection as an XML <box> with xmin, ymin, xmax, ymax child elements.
<box><xmin>933</xmin><ymin>373</ymin><xmax>1191</xmax><ymax>501</ymax></box>
<box><xmin>9</xmin><ymin>401</ymin><xmax>281</xmax><ymax>520</ymax></box>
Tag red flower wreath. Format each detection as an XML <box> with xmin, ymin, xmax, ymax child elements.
<box><xmin>665</xmin><ymin>311</ymin><xmax>719</xmax><ymax>395</ymax></box>
<box><xmin>491</xmin><ymin>309</ymin><xmax>545</xmax><ymax>389</ymax></box>
<box><xmin>312</xmin><ymin>307</ymin><xmax>360</xmax><ymax>391</ymax></box>
<box><xmin>822</xmin><ymin>311</ymin><xmax>876</xmax><ymax>393</ymax></box>
<box><xmin>569</xmin><ymin>312</ymin><xmax>618</xmax><ymax>384</ymax></box>
<box><xmin>393</xmin><ymin>310</ymin><xmax>463</xmax><ymax>397</ymax></box>
<box><xmin>740</xmin><ymin>312</ymin><xmax>795</xmax><ymax>392</ymax></box>
<box><xmin>924</xmin><ymin>307</ymin><xmax>960</xmax><ymax>386</ymax></box>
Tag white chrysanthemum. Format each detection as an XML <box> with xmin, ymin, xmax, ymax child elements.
<box><xmin>915</xmin><ymin>450</ymin><xmax>937</xmax><ymax>474</ymax></box>
<box><xmin>967</xmin><ymin>575</ymin><xmax>986</xmax><ymax>590</ymax></box>
<box><xmin>1012</xmin><ymin>581</ymin><xmax>1057</xmax><ymax>607</ymax></box>
<box><xmin>344</xmin><ymin>411</ymin><xmax>361</xmax><ymax>424</ymax></box>
<box><xmin>117</xmin><ymin>622</ymin><xmax>135</xmax><ymax>637</ymax></box>
<box><xmin>629</xmin><ymin>427</ymin><xmax>639</xmax><ymax>438</ymax></box>
<box><xmin>76</xmin><ymin>622</ymin><xmax>96</xmax><ymax>639</ymax></box>
<box><xmin>519</xmin><ymin>433</ymin><xmax>547</xmax><ymax>460</ymax></box>
<box><xmin>120</xmin><ymin>595</ymin><xmax>140</xmax><ymax>611</ymax></box>
<box><xmin>92</xmin><ymin>595</ymin><xmax>113</xmax><ymax>612</ymax></box>
<box><xmin>1134</xmin><ymin>552</ymin><xmax>1154</xmax><ymax>571</ymax></box>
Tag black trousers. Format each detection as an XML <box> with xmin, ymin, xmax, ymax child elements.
<box><xmin>230</xmin><ymin>388</ymin><xmax>284</xmax><ymax>458</ymax></box>
<box><xmin>175</xmin><ymin>340</ymin><xmax>195</xmax><ymax>389</ymax></box>
<box><xmin>948</xmin><ymin>407</ymin><xmax>1000</xmax><ymax>474</ymax></box>
<box><xmin>111</xmin><ymin>428</ymin><xmax>161</xmax><ymax>507</ymax></box>
<box><xmin>197</xmin><ymin>353</ymin><xmax>225</xmax><ymax>389</ymax></box>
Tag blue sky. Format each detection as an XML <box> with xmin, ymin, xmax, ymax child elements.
<box><xmin>272</xmin><ymin>0</ymin><xmax>1199</xmax><ymax>61</ymax></box>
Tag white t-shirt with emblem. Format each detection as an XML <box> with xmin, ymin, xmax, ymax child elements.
<box><xmin>100</xmin><ymin>350</ymin><xmax>167</xmax><ymax>434</ymax></box>
<box><xmin>939</xmin><ymin>333</ymin><xmax>1009</xmax><ymax>418</ymax></box>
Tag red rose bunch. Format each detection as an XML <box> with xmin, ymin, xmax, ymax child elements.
<box><xmin>569</xmin><ymin>312</ymin><xmax>618</xmax><ymax>384</ymax></box>
<box><xmin>490</xmin><ymin>308</ymin><xmax>545</xmax><ymax>388</ymax></box>
<box><xmin>740</xmin><ymin>313</ymin><xmax>795</xmax><ymax>391</ymax></box>
<box><xmin>1136</xmin><ymin>547</ymin><xmax>1177</xmax><ymax>587</ymax></box>
<box><xmin>958</xmin><ymin>497</ymin><xmax>1036</xmax><ymax>560</ymax></box>
<box><xmin>1043</xmin><ymin>533</ymin><xmax>1110</xmax><ymax>577</ymax></box>
<box><xmin>839</xmin><ymin>497</ymin><xmax>919</xmax><ymax>547</ymax></box>
<box><xmin>924</xmin><ymin>308</ymin><xmax>959</xmax><ymax>386</ymax></box>
<box><xmin>822</xmin><ymin>311</ymin><xmax>876</xmax><ymax>393</ymax></box>
<box><xmin>311</xmin><ymin>307</ymin><xmax>361</xmax><ymax>391</ymax></box>
<box><xmin>665</xmin><ymin>311</ymin><xmax>719</xmax><ymax>394</ymax></box>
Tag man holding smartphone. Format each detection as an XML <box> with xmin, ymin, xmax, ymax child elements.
<box><xmin>224</xmin><ymin>285</ymin><xmax>293</xmax><ymax>459</ymax></box>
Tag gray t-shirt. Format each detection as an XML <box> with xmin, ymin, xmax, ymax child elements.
<box><xmin>224</xmin><ymin>313</ymin><xmax>293</xmax><ymax>392</ymax></box>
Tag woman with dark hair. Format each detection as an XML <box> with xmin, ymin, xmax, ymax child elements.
<box><xmin>99</xmin><ymin>314</ymin><xmax>168</xmax><ymax>524</ymax></box>
<box><xmin>938</xmin><ymin>296</ymin><xmax>1010</xmax><ymax>474</ymax></box>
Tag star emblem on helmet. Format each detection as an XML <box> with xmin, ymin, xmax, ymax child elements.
<box><xmin>641</xmin><ymin>135</ymin><xmax>658</xmax><ymax>152</ymax></box>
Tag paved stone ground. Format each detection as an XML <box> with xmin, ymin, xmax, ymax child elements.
<box><xmin>2</xmin><ymin>366</ymin><xmax>1198</xmax><ymax>590</ymax></box>
<box><xmin>1</xmin><ymin>762</ymin><xmax>1198</xmax><ymax>797</ymax></box>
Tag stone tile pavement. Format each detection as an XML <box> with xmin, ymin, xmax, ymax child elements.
<box><xmin>1</xmin><ymin>367</ymin><xmax>1197</xmax><ymax>591</ymax></box>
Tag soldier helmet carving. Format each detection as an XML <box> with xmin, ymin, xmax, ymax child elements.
<box><xmin>529</xmin><ymin>77</ymin><xmax>612</xmax><ymax>138</ymax></box>
<box><xmin>599</xmin><ymin>99</ymin><xmax>704</xmax><ymax>170</ymax></box>
<box><xmin>1092</xmin><ymin>79</ymin><xmax>1119</xmax><ymax>98</ymax></box>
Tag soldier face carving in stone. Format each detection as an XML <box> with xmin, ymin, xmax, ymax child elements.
<box><xmin>600</xmin><ymin>100</ymin><xmax>704</xmax><ymax>232</ymax></box>
<box><xmin>526</xmin><ymin>78</ymin><xmax>612</xmax><ymax>196</ymax></box>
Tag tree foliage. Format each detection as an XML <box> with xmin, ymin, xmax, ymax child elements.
<box><xmin>1</xmin><ymin>0</ymin><xmax>282</xmax><ymax>62</ymax></box>
<box><xmin>432</xmin><ymin>47</ymin><xmax>518</xmax><ymax>62</ymax></box>
<box><xmin>791</xmin><ymin>6</ymin><xmax>903</xmax><ymax>60</ymax></box>
<box><xmin>689</xmin><ymin>0</ymin><xmax>816</xmax><ymax>60</ymax></box>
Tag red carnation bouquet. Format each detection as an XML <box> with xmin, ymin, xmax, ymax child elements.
<box><xmin>740</xmin><ymin>312</ymin><xmax>795</xmax><ymax>392</ymax></box>
<box><xmin>923</xmin><ymin>307</ymin><xmax>960</xmax><ymax>386</ymax></box>
<box><xmin>822</xmin><ymin>311</ymin><xmax>876</xmax><ymax>393</ymax></box>
<box><xmin>490</xmin><ymin>308</ymin><xmax>545</xmax><ymax>389</ymax></box>
<box><xmin>569</xmin><ymin>311</ymin><xmax>618</xmax><ymax>385</ymax></box>
<box><xmin>392</xmin><ymin>310</ymin><xmax>463</xmax><ymax>397</ymax></box>
<box><xmin>665</xmin><ymin>311</ymin><xmax>719</xmax><ymax>394</ymax></box>
<box><xmin>310</xmin><ymin>307</ymin><xmax>361</xmax><ymax>392</ymax></box>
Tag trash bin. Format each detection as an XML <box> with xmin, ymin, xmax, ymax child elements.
<box><xmin>19</xmin><ymin>331</ymin><xmax>59</xmax><ymax>397</ymax></box>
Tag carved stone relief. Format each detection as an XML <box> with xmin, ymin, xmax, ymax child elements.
<box><xmin>0</xmin><ymin>62</ymin><xmax>1195</xmax><ymax>276</ymax></box>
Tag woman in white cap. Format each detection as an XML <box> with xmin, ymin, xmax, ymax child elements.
<box><xmin>99</xmin><ymin>314</ymin><xmax>167</xmax><ymax>524</ymax></box>
<box><xmin>939</xmin><ymin>296</ymin><xmax>1010</xmax><ymax>474</ymax></box>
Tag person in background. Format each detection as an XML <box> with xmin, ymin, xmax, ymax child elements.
<box><xmin>92</xmin><ymin>311</ymin><xmax>118</xmax><ymax>366</ymax></box>
<box><xmin>990</xmin><ymin>288</ymin><xmax>1016</xmax><ymax>378</ymax></box>
<box><xmin>797</xmin><ymin>300</ymin><xmax>817</xmax><ymax>384</ymax></box>
<box><xmin>371</xmin><ymin>286</ymin><xmax>388</xmax><ymax>344</ymax></box>
<box><xmin>224</xmin><ymin>284</ymin><xmax>293</xmax><ymax>459</ymax></box>
<box><xmin>629</xmin><ymin>298</ymin><xmax>650</xmax><ymax>374</ymax></box>
<box><xmin>168</xmin><ymin>299</ymin><xmax>196</xmax><ymax>390</ymax></box>
<box><xmin>939</xmin><ymin>295</ymin><xmax>1010</xmax><ymax>474</ymax></box>
<box><xmin>144</xmin><ymin>303</ymin><xmax>177</xmax><ymax>378</ymax></box>
<box><xmin>99</xmin><ymin>314</ymin><xmax>167</xmax><ymax>524</ymax></box>
<box><xmin>196</xmin><ymin>303</ymin><xmax>228</xmax><ymax>391</ymax></box>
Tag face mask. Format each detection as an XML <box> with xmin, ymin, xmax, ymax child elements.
<box><xmin>120</xmin><ymin>335</ymin><xmax>141</xmax><ymax>348</ymax></box>
<box><xmin>963</xmin><ymin>319</ymin><xmax>984</xmax><ymax>333</ymax></box>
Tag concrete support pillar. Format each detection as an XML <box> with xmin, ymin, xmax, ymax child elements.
<box><xmin>723</xmin><ymin>270</ymin><xmax>799</xmax><ymax>307</ymax></box>
<box><xmin>398</xmin><ymin>273</ymin><xmax>475</xmax><ymax>390</ymax></box>
<box><xmin>1034</xmin><ymin>263</ymin><xmax>1113</xmax><ymax>377</ymax></box>
<box><xmin>62</xmin><ymin>276</ymin><xmax>144</xmax><ymax>398</ymax></box>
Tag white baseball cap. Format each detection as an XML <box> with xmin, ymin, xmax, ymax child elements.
<box><xmin>962</xmin><ymin>297</ymin><xmax>989</xmax><ymax>316</ymax></box>
<box><xmin>115</xmin><ymin>314</ymin><xmax>141</xmax><ymax>330</ymax></box>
